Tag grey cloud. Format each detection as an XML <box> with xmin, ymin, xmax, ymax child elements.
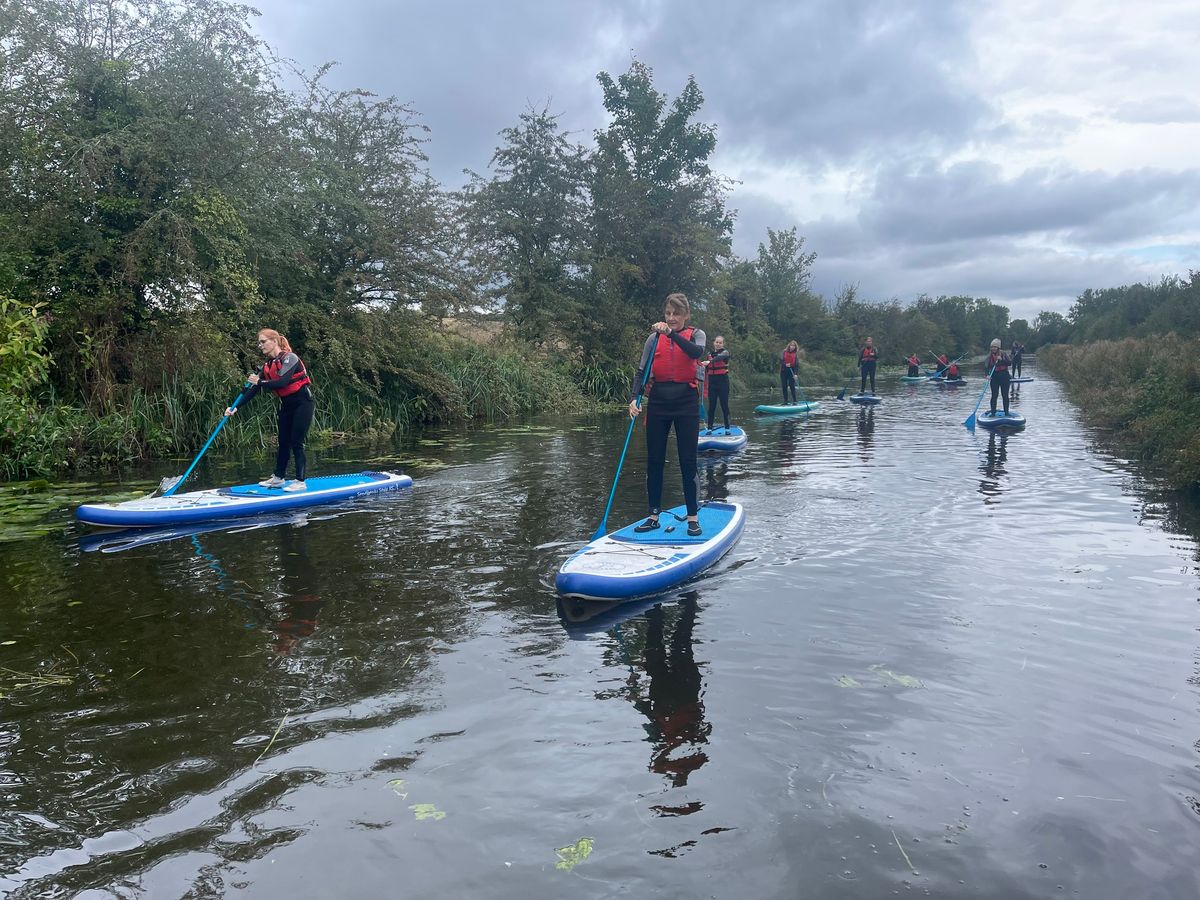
<box><xmin>1111</xmin><ymin>95</ymin><xmax>1200</xmax><ymax>125</ymax></box>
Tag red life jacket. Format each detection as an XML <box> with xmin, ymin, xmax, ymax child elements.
<box><xmin>938</xmin><ymin>355</ymin><xmax>948</xmax><ymax>366</ymax></box>
<box><xmin>651</xmin><ymin>328</ymin><xmax>698</xmax><ymax>386</ymax></box>
<box><xmin>782</xmin><ymin>348</ymin><xmax>798</xmax><ymax>369</ymax></box>
<box><xmin>860</xmin><ymin>346</ymin><xmax>878</xmax><ymax>363</ymax></box>
<box><xmin>907</xmin><ymin>355</ymin><xmax>919</xmax><ymax>367</ymax></box>
<box><xmin>947</xmin><ymin>363</ymin><xmax>959</xmax><ymax>377</ymax></box>
<box><xmin>263</xmin><ymin>353</ymin><xmax>312</xmax><ymax>398</ymax></box>
<box><xmin>707</xmin><ymin>352</ymin><xmax>729</xmax><ymax>376</ymax></box>
<box><xmin>988</xmin><ymin>351</ymin><xmax>1009</xmax><ymax>373</ymax></box>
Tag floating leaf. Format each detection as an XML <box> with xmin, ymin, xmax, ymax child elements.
<box><xmin>388</xmin><ymin>778</ymin><xmax>407</xmax><ymax>797</ymax></box>
<box><xmin>555</xmin><ymin>837</ymin><xmax>594</xmax><ymax>871</ymax></box>
<box><xmin>410</xmin><ymin>803</ymin><xmax>446</xmax><ymax>821</ymax></box>
<box><xmin>870</xmin><ymin>665</ymin><xmax>923</xmax><ymax>689</ymax></box>
<box><xmin>836</xmin><ymin>675</ymin><xmax>861</xmax><ymax>688</ymax></box>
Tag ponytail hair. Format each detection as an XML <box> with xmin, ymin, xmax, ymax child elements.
<box><xmin>258</xmin><ymin>328</ymin><xmax>291</xmax><ymax>353</ymax></box>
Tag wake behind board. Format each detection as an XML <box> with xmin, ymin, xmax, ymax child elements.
<box><xmin>977</xmin><ymin>411</ymin><xmax>1026</xmax><ymax>430</ymax></box>
<box><xmin>755</xmin><ymin>401</ymin><xmax>819</xmax><ymax>415</ymax></box>
<box><xmin>556</xmin><ymin>501</ymin><xmax>744</xmax><ymax>601</ymax></box>
<box><xmin>849</xmin><ymin>393</ymin><xmax>883</xmax><ymax>405</ymax></box>
<box><xmin>76</xmin><ymin>471</ymin><xmax>412</xmax><ymax>528</ymax></box>
<box><xmin>697</xmin><ymin>426</ymin><xmax>747</xmax><ymax>452</ymax></box>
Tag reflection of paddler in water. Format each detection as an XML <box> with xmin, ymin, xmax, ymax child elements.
<box><xmin>270</xmin><ymin>527</ymin><xmax>325</xmax><ymax>655</ymax></box>
<box><xmin>622</xmin><ymin>593</ymin><xmax>709</xmax><ymax>789</ymax></box>
<box><xmin>978</xmin><ymin>432</ymin><xmax>1010</xmax><ymax>502</ymax></box>
<box><xmin>856</xmin><ymin>406</ymin><xmax>875</xmax><ymax>459</ymax></box>
<box><xmin>702</xmin><ymin>458</ymin><xmax>729</xmax><ymax>502</ymax></box>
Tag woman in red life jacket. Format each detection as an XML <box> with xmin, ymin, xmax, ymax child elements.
<box><xmin>934</xmin><ymin>353</ymin><xmax>949</xmax><ymax>377</ymax></box>
<box><xmin>906</xmin><ymin>353</ymin><xmax>921</xmax><ymax>377</ymax></box>
<box><xmin>780</xmin><ymin>340</ymin><xmax>800</xmax><ymax>404</ymax></box>
<box><xmin>946</xmin><ymin>360</ymin><xmax>961</xmax><ymax>380</ymax></box>
<box><xmin>225</xmin><ymin>328</ymin><xmax>315</xmax><ymax>492</ymax></box>
<box><xmin>985</xmin><ymin>338</ymin><xmax>1012</xmax><ymax>415</ymax></box>
<box><xmin>702</xmin><ymin>335</ymin><xmax>731</xmax><ymax>431</ymax></box>
<box><xmin>858</xmin><ymin>336</ymin><xmax>878</xmax><ymax>394</ymax></box>
<box><xmin>628</xmin><ymin>293</ymin><xmax>706</xmax><ymax>537</ymax></box>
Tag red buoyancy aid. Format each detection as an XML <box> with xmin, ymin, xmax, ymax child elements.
<box><xmin>947</xmin><ymin>363</ymin><xmax>959</xmax><ymax>377</ymax></box>
<box><xmin>782</xmin><ymin>348</ymin><xmax>798</xmax><ymax>369</ymax></box>
<box><xmin>651</xmin><ymin>327</ymin><xmax>699</xmax><ymax>386</ymax></box>
<box><xmin>707</xmin><ymin>352</ymin><xmax>729</xmax><ymax>376</ymax></box>
<box><xmin>987</xmin><ymin>351</ymin><xmax>1010</xmax><ymax>373</ymax></box>
<box><xmin>263</xmin><ymin>353</ymin><xmax>312</xmax><ymax>398</ymax></box>
<box><xmin>907</xmin><ymin>355</ymin><xmax>920</xmax><ymax>367</ymax></box>
<box><xmin>860</xmin><ymin>346</ymin><xmax>878</xmax><ymax>363</ymax></box>
<box><xmin>938</xmin><ymin>355</ymin><xmax>949</xmax><ymax>365</ymax></box>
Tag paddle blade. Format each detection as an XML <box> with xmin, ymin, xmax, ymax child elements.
<box><xmin>836</xmin><ymin>388</ymin><xmax>846</xmax><ymax>401</ymax></box>
<box><xmin>154</xmin><ymin>475</ymin><xmax>184</xmax><ymax>498</ymax></box>
<box><xmin>964</xmin><ymin>413</ymin><xmax>976</xmax><ymax>431</ymax></box>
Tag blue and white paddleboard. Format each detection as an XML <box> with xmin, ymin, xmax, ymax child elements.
<box><xmin>1010</xmin><ymin>376</ymin><xmax>1034</xmax><ymax>384</ymax></box>
<box><xmin>76</xmin><ymin>471</ymin><xmax>412</xmax><ymax>528</ymax></box>
<box><xmin>556</xmin><ymin>501</ymin><xmax>744</xmax><ymax>601</ymax></box>
<box><xmin>938</xmin><ymin>377</ymin><xmax>967</xmax><ymax>386</ymax></box>
<box><xmin>849</xmin><ymin>393</ymin><xmax>883</xmax><ymax>405</ymax></box>
<box><xmin>899</xmin><ymin>375</ymin><xmax>928</xmax><ymax>383</ymax></box>
<box><xmin>977</xmin><ymin>410</ymin><xmax>1026</xmax><ymax>429</ymax></box>
<box><xmin>754</xmin><ymin>401</ymin><xmax>819</xmax><ymax>415</ymax></box>
<box><xmin>697</xmin><ymin>426</ymin><xmax>747</xmax><ymax>452</ymax></box>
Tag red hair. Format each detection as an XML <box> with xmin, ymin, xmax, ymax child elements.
<box><xmin>258</xmin><ymin>328</ymin><xmax>291</xmax><ymax>353</ymax></box>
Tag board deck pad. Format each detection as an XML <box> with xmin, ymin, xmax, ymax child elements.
<box><xmin>609</xmin><ymin>502</ymin><xmax>737</xmax><ymax>545</ymax></box>
<box><xmin>225</xmin><ymin>473</ymin><xmax>386</xmax><ymax>496</ymax></box>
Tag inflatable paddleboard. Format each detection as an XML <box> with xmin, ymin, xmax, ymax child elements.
<box><xmin>900</xmin><ymin>375</ymin><xmax>928</xmax><ymax>383</ymax></box>
<box><xmin>938</xmin><ymin>377</ymin><xmax>967</xmax><ymax>386</ymax></box>
<box><xmin>76</xmin><ymin>471</ymin><xmax>412</xmax><ymax>528</ymax></box>
<box><xmin>755</xmin><ymin>401</ymin><xmax>819</xmax><ymax>415</ymax></box>
<box><xmin>1011</xmin><ymin>376</ymin><xmax>1034</xmax><ymax>384</ymax></box>
<box><xmin>849</xmin><ymin>393</ymin><xmax>883</xmax><ymax>405</ymax></box>
<box><xmin>697</xmin><ymin>426</ymin><xmax>747</xmax><ymax>452</ymax></box>
<box><xmin>977</xmin><ymin>411</ymin><xmax>1026</xmax><ymax>430</ymax></box>
<box><xmin>556</xmin><ymin>501</ymin><xmax>744</xmax><ymax>601</ymax></box>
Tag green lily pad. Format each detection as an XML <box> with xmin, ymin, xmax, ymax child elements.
<box><xmin>410</xmin><ymin>803</ymin><xmax>446</xmax><ymax>821</ymax></box>
<box><xmin>555</xmin><ymin>837</ymin><xmax>594</xmax><ymax>871</ymax></box>
<box><xmin>870</xmin><ymin>665</ymin><xmax>923</xmax><ymax>689</ymax></box>
<box><xmin>836</xmin><ymin>675</ymin><xmax>862</xmax><ymax>688</ymax></box>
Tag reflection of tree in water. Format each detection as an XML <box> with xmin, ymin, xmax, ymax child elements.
<box><xmin>977</xmin><ymin>433</ymin><xmax>1010</xmax><ymax>503</ymax></box>
<box><xmin>620</xmin><ymin>593</ymin><xmax>710</xmax><ymax>789</ymax></box>
<box><xmin>270</xmin><ymin>527</ymin><xmax>325</xmax><ymax>656</ymax></box>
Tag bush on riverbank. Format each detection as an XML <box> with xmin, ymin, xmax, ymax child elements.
<box><xmin>1040</xmin><ymin>336</ymin><xmax>1200</xmax><ymax>490</ymax></box>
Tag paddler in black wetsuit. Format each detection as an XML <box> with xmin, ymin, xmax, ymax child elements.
<box><xmin>1011</xmin><ymin>341</ymin><xmax>1025</xmax><ymax>378</ymax></box>
<box><xmin>985</xmin><ymin>338</ymin><xmax>1012</xmax><ymax>416</ymax></box>
<box><xmin>858</xmin><ymin>336</ymin><xmax>879</xmax><ymax>395</ymax></box>
<box><xmin>225</xmin><ymin>328</ymin><xmax>315</xmax><ymax>492</ymax></box>
<box><xmin>702</xmin><ymin>335</ymin><xmax>731</xmax><ymax>432</ymax></box>
<box><xmin>780</xmin><ymin>340</ymin><xmax>800</xmax><ymax>404</ymax></box>
<box><xmin>628</xmin><ymin>293</ymin><xmax>706</xmax><ymax>537</ymax></box>
<box><xmin>906</xmin><ymin>353</ymin><xmax>921</xmax><ymax>377</ymax></box>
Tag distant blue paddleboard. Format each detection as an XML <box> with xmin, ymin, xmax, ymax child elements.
<box><xmin>899</xmin><ymin>375</ymin><xmax>927</xmax><ymax>383</ymax></box>
<box><xmin>76</xmin><ymin>471</ymin><xmax>412</xmax><ymax>528</ymax></box>
<box><xmin>938</xmin><ymin>377</ymin><xmax>967</xmax><ymax>386</ymax></box>
<box><xmin>1010</xmin><ymin>376</ymin><xmax>1034</xmax><ymax>384</ymax></box>
<box><xmin>977</xmin><ymin>411</ymin><xmax>1026</xmax><ymax>430</ymax></box>
<box><xmin>849</xmin><ymin>393</ymin><xmax>883</xmax><ymax>405</ymax></box>
<box><xmin>556</xmin><ymin>501</ymin><xmax>744</xmax><ymax>601</ymax></box>
<box><xmin>755</xmin><ymin>401</ymin><xmax>819</xmax><ymax>415</ymax></box>
<box><xmin>697</xmin><ymin>426</ymin><xmax>747</xmax><ymax>452</ymax></box>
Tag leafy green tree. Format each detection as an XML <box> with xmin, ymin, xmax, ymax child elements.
<box><xmin>588</xmin><ymin>59</ymin><xmax>733</xmax><ymax>357</ymax></box>
<box><xmin>463</xmin><ymin>106</ymin><xmax>590</xmax><ymax>346</ymax></box>
<box><xmin>755</xmin><ymin>227</ymin><xmax>824</xmax><ymax>341</ymax></box>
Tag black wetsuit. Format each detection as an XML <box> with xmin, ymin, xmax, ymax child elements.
<box><xmin>243</xmin><ymin>352</ymin><xmax>315</xmax><ymax>481</ymax></box>
<box><xmin>634</xmin><ymin>329</ymin><xmax>706</xmax><ymax>516</ymax></box>
<box><xmin>705</xmin><ymin>349</ymin><xmax>730</xmax><ymax>430</ymax></box>
<box><xmin>859</xmin><ymin>346</ymin><xmax>878</xmax><ymax>393</ymax></box>
<box><xmin>986</xmin><ymin>351</ymin><xmax>1012</xmax><ymax>415</ymax></box>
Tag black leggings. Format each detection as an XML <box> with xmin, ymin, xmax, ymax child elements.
<box><xmin>645</xmin><ymin>405</ymin><xmax>700</xmax><ymax>516</ymax></box>
<box><xmin>907</xmin><ymin>365</ymin><xmax>920</xmax><ymax>376</ymax></box>
<box><xmin>706</xmin><ymin>374</ymin><xmax>730</xmax><ymax>429</ymax></box>
<box><xmin>274</xmin><ymin>392</ymin><xmax>314</xmax><ymax>481</ymax></box>
<box><xmin>860</xmin><ymin>361</ymin><xmax>876</xmax><ymax>393</ymax></box>
<box><xmin>989</xmin><ymin>373</ymin><xmax>1011</xmax><ymax>414</ymax></box>
<box><xmin>780</xmin><ymin>369</ymin><xmax>797</xmax><ymax>404</ymax></box>
<box><xmin>1012</xmin><ymin>356</ymin><xmax>1023</xmax><ymax>377</ymax></box>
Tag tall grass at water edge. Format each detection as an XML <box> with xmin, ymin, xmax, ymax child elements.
<box><xmin>1040</xmin><ymin>336</ymin><xmax>1200</xmax><ymax>490</ymax></box>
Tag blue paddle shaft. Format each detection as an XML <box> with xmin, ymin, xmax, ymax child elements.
<box><xmin>162</xmin><ymin>377</ymin><xmax>254</xmax><ymax>497</ymax></box>
<box><xmin>592</xmin><ymin>333</ymin><xmax>660</xmax><ymax>540</ymax></box>
<box><xmin>964</xmin><ymin>362</ymin><xmax>998</xmax><ymax>429</ymax></box>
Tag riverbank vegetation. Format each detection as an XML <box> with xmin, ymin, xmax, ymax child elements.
<box><xmin>0</xmin><ymin>0</ymin><xmax>1118</xmax><ymax>478</ymax></box>
<box><xmin>1037</xmin><ymin>275</ymin><xmax>1200</xmax><ymax>490</ymax></box>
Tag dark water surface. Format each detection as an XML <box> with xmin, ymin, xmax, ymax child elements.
<box><xmin>3</xmin><ymin>365</ymin><xmax>1200</xmax><ymax>898</ymax></box>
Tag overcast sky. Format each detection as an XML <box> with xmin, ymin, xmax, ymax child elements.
<box><xmin>250</xmin><ymin>0</ymin><xmax>1200</xmax><ymax>322</ymax></box>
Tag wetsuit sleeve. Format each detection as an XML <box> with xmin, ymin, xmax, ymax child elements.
<box><xmin>669</xmin><ymin>327</ymin><xmax>705</xmax><ymax>359</ymax></box>
<box><xmin>713</xmin><ymin>349</ymin><xmax>730</xmax><ymax>362</ymax></box>
<box><xmin>630</xmin><ymin>334</ymin><xmax>657</xmax><ymax>399</ymax></box>
<box><xmin>256</xmin><ymin>353</ymin><xmax>302</xmax><ymax>391</ymax></box>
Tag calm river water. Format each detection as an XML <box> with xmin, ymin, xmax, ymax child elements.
<box><xmin>2</xmin><ymin>364</ymin><xmax>1199</xmax><ymax>898</ymax></box>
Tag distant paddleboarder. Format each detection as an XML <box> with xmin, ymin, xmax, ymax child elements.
<box><xmin>906</xmin><ymin>353</ymin><xmax>921</xmax><ymax>377</ymax></box>
<box><xmin>702</xmin><ymin>335</ymin><xmax>731</xmax><ymax>432</ymax></box>
<box><xmin>985</xmin><ymin>338</ymin><xmax>1012</xmax><ymax>417</ymax></box>
<box><xmin>780</xmin><ymin>340</ymin><xmax>800</xmax><ymax>404</ymax></box>
<box><xmin>858</xmin><ymin>337</ymin><xmax>879</xmax><ymax>395</ymax></box>
<box><xmin>628</xmin><ymin>293</ymin><xmax>706</xmax><ymax>537</ymax></box>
